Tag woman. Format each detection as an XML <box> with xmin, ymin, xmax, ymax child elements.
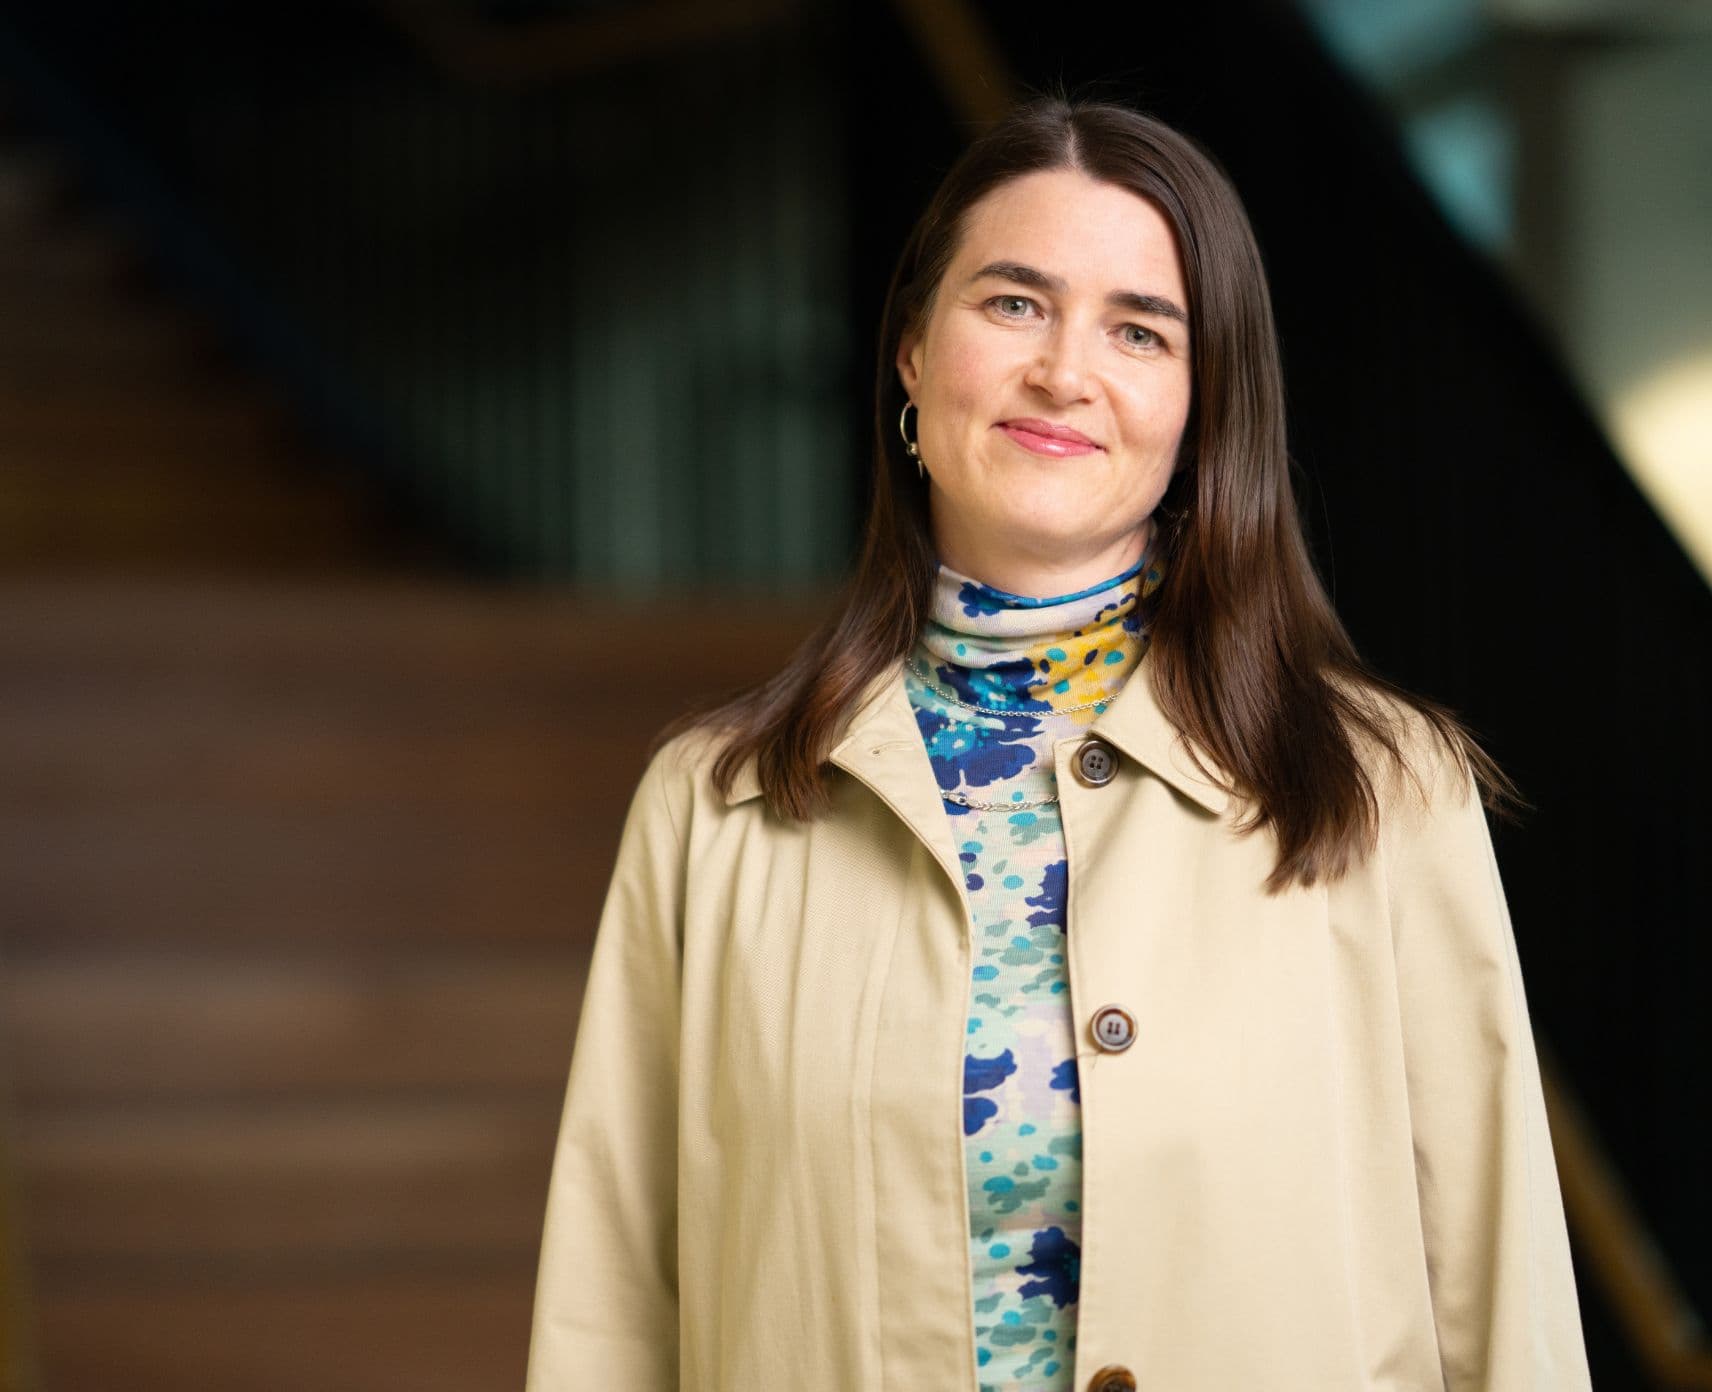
<box><xmin>525</xmin><ymin>96</ymin><xmax>1592</xmax><ymax>1391</ymax></box>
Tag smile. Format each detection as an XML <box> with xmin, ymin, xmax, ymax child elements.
<box><xmin>996</xmin><ymin>421</ymin><xmax>1102</xmax><ymax>457</ymax></box>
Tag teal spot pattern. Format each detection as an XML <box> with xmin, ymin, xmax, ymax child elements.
<box><xmin>903</xmin><ymin>536</ymin><xmax>1166</xmax><ymax>1392</ymax></box>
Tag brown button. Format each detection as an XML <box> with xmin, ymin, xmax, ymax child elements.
<box><xmin>1090</xmin><ymin>1003</ymin><xmax>1137</xmax><ymax>1053</ymax></box>
<box><xmin>1073</xmin><ymin>737</ymin><xmax>1119</xmax><ymax>787</ymax></box>
<box><xmin>1088</xmin><ymin>1366</ymin><xmax>1137</xmax><ymax>1392</ymax></box>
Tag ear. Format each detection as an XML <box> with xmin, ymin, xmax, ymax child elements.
<box><xmin>895</xmin><ymin>324</ymin><xmax>923</xmax><ymax>398</ymax></box>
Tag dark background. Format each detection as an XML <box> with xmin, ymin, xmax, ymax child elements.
<box><xmin>0</xmin><ymin>2</ymin><xmax>1704</xmax><ymax>1388</ymax></box>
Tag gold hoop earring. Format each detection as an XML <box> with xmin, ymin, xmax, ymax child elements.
<box><xmin>898</xmin><ymin>399</ymin><xmax>924</xmax><ymax>479</ymax></box>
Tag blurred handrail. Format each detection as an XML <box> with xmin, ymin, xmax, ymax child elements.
<box><xmin>1541</xmin><ymin>1038</ymin><xmax>1712</xmax><ymax>1388</ymax></box>
<box><xmin>887</xmin><ymin>0</ymin><xmax>1013</xmax><ymax>128</ymax></box>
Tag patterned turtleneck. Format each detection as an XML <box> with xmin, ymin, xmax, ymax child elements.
<box><xmin>901</xmin><ymin>534</ymin><xmax>1165</xmax><ymax>1392</ymax></box>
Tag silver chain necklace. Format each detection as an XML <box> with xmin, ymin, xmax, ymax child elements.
<box><xmin>903</xmin><ymin>655</ymin><xmax>1114</xmax><ymax>811</ymax></box>
<box><xmin>939</xmin><ymin>785</ymin><xmax>1060</xmax><ymax>812</ymax></box>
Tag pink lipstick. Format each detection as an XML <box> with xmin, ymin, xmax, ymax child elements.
<box><xmin>997</xmin><ymin>418</ymin><xmax>1100</xmax><ymax>457</ymax></box>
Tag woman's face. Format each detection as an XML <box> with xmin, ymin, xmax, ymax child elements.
<box><xmin>897</xmin><ymin>167</ymin><xmax>1193</xmax><ymax>595</ymax></box>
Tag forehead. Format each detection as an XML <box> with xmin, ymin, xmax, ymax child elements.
<box><xmin>953</xmin><ymin>168</ymin><xmax>1186</xmax><ymax>298</ymax></box>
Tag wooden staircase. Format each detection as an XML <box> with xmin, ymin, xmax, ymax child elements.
<box><xmin>0</xmin><ymin>114</ymin><xmax>825</xmax><ymax>1390</ymax></box>
<box><xmin>0</xmin><ymin>132</ymin><xmax>434</xmax><ymax>578</ymax></box>
<box><xmin>0</xmin><ymin>581</ymin><xmax>820</xmax><ymax>1392</ymax></box>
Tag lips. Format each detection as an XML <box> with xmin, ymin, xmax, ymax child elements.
<box><xmin>1001</xmin><ymin>417</ymin><xmax>1098</xmax><ymax>446</ymax></box>
<box><xmin>996</xmin><ymin>418</ymin><xmax>1101</xmax><ymax>458</ymax></box>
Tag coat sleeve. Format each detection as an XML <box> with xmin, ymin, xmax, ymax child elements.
<box><xmin>525</xmin><ymin>741</ymin><xmax>687</xmax><ymax>1392</ymax></box>
<box><xmin>1382</xmin><ymin>726</ymin><xmax>1592</xmax><ymax>1391</ymax></box>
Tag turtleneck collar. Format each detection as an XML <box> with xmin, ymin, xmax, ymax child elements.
<box><xmin>910</xmin><ymin>533</ymin><xmax>1166</xmax><ymax>723</ymax></box>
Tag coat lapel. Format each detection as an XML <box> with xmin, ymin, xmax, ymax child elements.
<box><xmin>826</xmin><ymin>666</ymin><xmax>972</xmax><ymax>914</ymax></box>
<box><xmin>717</xmin><ymin>645</ymin><xmax>1232</xmax><ymax>875</ymax></box>
<box><xmin>1085</xmin><ymin>647</ymin><xmax>1232</xmax><ymax>818</ymax></box>
<box><xmin>826</xmin><ymin>649</ymin><xmax>1235</xmax><ymax>822</ymax></box>
<box><xmin>717</xmin><ymin>664</ymin><xmax>970</xmax><ymax>911</ymax></box>
<box><xmin>713</xmin><ymin>666</ymin><xmax>962</xmax><ymax>902</ymax></box>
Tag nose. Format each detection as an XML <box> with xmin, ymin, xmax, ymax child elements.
<box><xmin>1023</xmin><ymin>323</ymin><xmax>1092</xmax><ymax>403</ymax></box>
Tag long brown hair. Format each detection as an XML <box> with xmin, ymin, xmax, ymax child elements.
<box><xmin>657</xmin><ymin>92</ymin><xmax>1523</xmax><ymax>892</ymax></box>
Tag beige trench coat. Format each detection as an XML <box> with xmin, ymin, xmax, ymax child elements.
<box><xmin>525</xmin><ymin>650</ymin><xmax>1592</xmax><ymax>1391</ymax></box>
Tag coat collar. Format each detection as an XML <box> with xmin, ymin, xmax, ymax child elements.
<box><xmin>720</xmin><ymin>647</ymin><xmax>1233</xmax><ymax>819</ymax></box>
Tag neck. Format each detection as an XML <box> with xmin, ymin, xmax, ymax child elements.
<box><xmin>929</xmin><ymin>517</ymin><xmax>1156</xmax><ymax>601</ymax></box>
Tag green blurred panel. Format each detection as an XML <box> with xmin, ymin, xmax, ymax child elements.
<box><xmin>208</xmin><ymin>22</ymin><xmax>853</xmax><ymax>583</ymax></box>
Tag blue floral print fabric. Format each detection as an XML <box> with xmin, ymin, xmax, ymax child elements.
<box><xmin>902</xmin><ymin>536</ymin><xmax>1165</xmax><ymax>1392</ymax></box>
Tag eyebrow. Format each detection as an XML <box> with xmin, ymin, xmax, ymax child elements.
<box><xmin>965</xmin><ymin>259</ymin><xmax>1188</xmax><ymax>324</ymax></box>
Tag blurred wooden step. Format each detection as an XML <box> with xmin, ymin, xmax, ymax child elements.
<box><xmin>0</xmin><ymin>446</ymin><xmax>353</xmax><ymax>492</ymax></box>
<box><xmin>0</xmin><ymin>219</ymin><xmax>141</xmax><ymax>286</ymax></box>
<box><xmin>0</xmin><ymin>952</ymin><xmax>583</xmax><ymax>1105</ymax></box>
<box><xmin>0</xmin><ymin>495</ymin><xmax>382</xmax><ymax>575</ymax></box>
<box><xmin>0</xmin><ymin>803</ymin><xmax>620</xmax><ymax>951</ymax></box>
<box><xmin>12</xmin><ymin>1097</ymin><xmax>557</xmax><ymax>1268</ymax></box>
<box><xmin>0</xmin><ymin>434</ymin><xmax>335</xmax><ymax>475</ymax></box>
<box><xmin>0</xmin><ymin>383</ymin><xmax>292</xmax><ymax>453</ymax></box>
<box><xmin>0</xmin><ymin>456</ymin><xmax>362</xmax><ymax>516</ymax></box>
<box><xmin>0</xmin><ymin>460</ymin><xmax>360</xmax><ymax>517</ymax></box>
<box><xmin>0</xmin><ymin>147</ymin><xmax>73</xmax><ymax>227</ymax></box>
<box><xmin>0</xmin><ymin>713</ymin><xmax>647</xmax><ymax>811</ymax></box>
<box><xmin>0</xmin><ymin>577</ymin><xmax>827</xmax><ymax>669</ymax></box>
<box><xmin>0</xmin><ymin>521</ymin><xmax>392</xmax><ymax>576</ymax></box>
<box><xmin>33</xmin><ymin>1272</ymin><xmax>532</xmax><ymax>1392</ymax></box>
<box><xmin>0</xmin><ymin>344</ymin><xmax>243</xmax><ymax>393</ymax></box>
<box><xmin>0</xmin><ymin>302</ymin><xmax>228</xmax><ymax>378</ymax></box>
